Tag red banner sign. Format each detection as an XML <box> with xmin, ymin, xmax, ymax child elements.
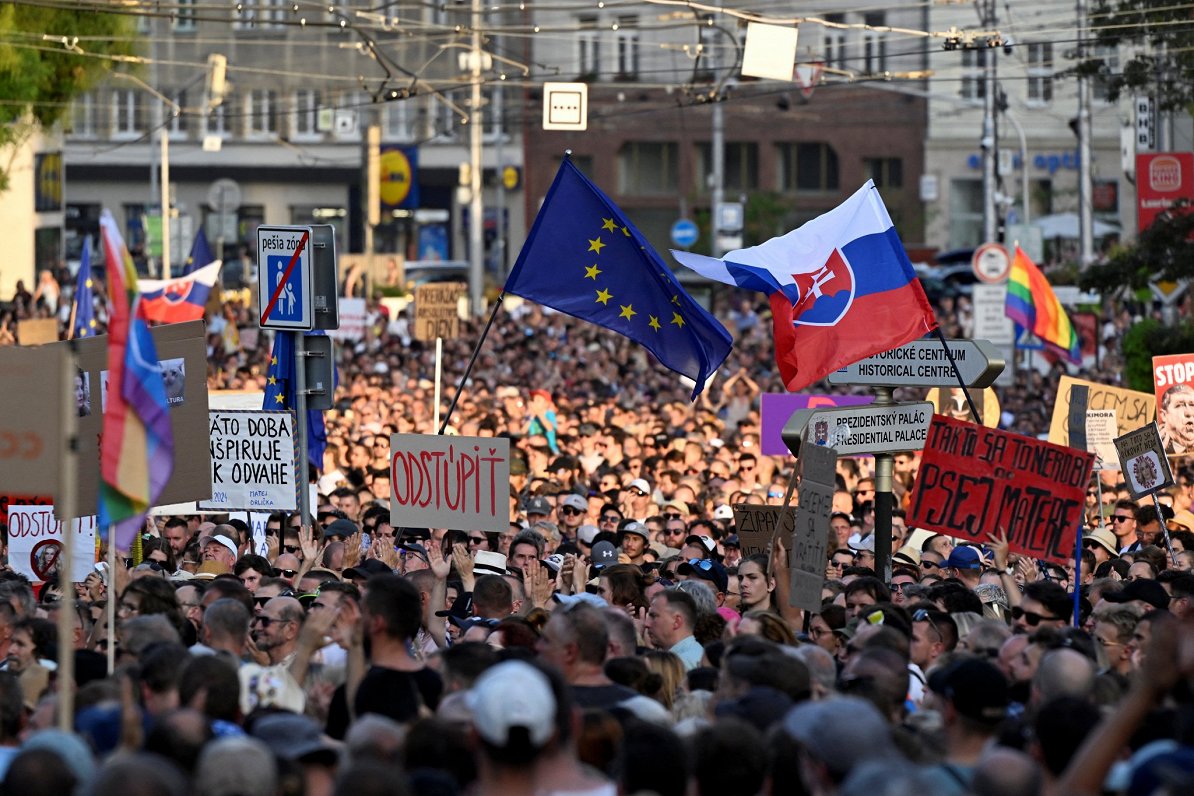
<box><xmin>909</xmin><ymin>415</ymin><xmax>1095</xmax><ymax>564</ymax></box>
<box><xmin>1137</xmin><ymin>152</ymin><xmax>1194</xmax><ymax>232</ymax></box>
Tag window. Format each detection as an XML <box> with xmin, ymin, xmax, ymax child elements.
<box><xmin>615</xmin><ymin>16</ymin><xmax>639</xmax><ymax>79</ymax></box>
<box><xmin>863</xmin><ymin>12</ymin><xmax>887</xmax><ymax>75</ymax></box>
<box><xmin>823</xmin><ymin>14</ymin><xmax>847</xmax><ymax>70</ymax></box>
<box><xmin>174</xmin><ymin>0</ymin><xmax>196</xmax><ymax>31</ymax></box>
<box><xmin>578</xmin><ymin>15</ymin><xmax>601</xmax><ymax>78</ymax></box>
<box><xmin>780</xmin><ymin>142</ymin><xmax>839</xmax><ymax>192</ymax></box>
<box><xmin>697</xmin><ymin>142</ymin><xmax>759</xmax><ymax>192</ymax></box>
<box><xmin>864</xmin><ymin>157</ymin><xmax>902</xmax><ymax>188</ymax></box>
<box><xmin>1026</xmin><ymin>43</ymin><xmax>1053</xmax><ymax>104</ymax></box>
<box><xmin>233</xmin><ymin>0</ymin><xmax>285</xmax><ymax>31</ymax></box>
<box><xmin>69</xmin><ymin>92</ymin><xmax>97</xmax><ymax>138</ymax></box>
<box><xmin>206</xmin><ymin>94</ymin><xmax>232</xmax><ymax>139</ymax></box>
<box><xmin>960</xmin><ymin>49</ymin><xmax>986</xmax><ymax>101</ymax></box>
<box><xmin>291</xmin><ymin>89</ymin><xmax>322</xmax><ymax>140</ymax></box>
<box><xmin>618</xmin><ymin>142</ymin><xmax>678</xmax><ymax>195</ymax></box>
<box><xmin>1091</xmin><ymin>44</ymin><xmax>1118</xmax><ymax>102</ymax></box>
<box><xmin>246</xmin><ymin>89</ymin><xmax>277</xmax><ymax>138</ymax></box>
<box><xmin>112</xmin><ymin>89</ymin><xmax>144</xmax><ymax>138</ymax></box>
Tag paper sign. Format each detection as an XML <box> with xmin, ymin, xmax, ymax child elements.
<box><xmin>1114</xmin><ymin>423</ymin><xmax>1174</xmax><ymax>499</ymax></box>
<box><xmin>413</xmin><ymin>282</ymin><xmax>465</xmax><ymax>342</ymax></box>
<box><xmin>389</xmin><ymin>434</ymin><xmax>510</xmax><ymax>531</ymax></box>
<box><xmin>791</xmin><ymin>445</ymin><xmax>836</xmax><ymax>611</ymax></box>
<box><xmin>17</xmin><ymin>319</ymin><xmax>59</xmax><ymax>346</ymax></box>
<box><xmin>761</xmin><ymin>393</ymin><xmax>872</xmax><ymax>456</ymax></box>
<box><xmin>910</xmin><ymin>415</ymin><xmax>1095</xmax><ymax>564</ymax></box>
<box><xmin>1048</xmin><ymin>376</ymin><xmax>1155</xmax><ymax>448</ymax></box>
<box><xmin>1152</xmin><ymin>353</ymin><xmax>1194</xmax><ymax>455</ymax></box>
<box><xmin>0</xmin><ymin>346</ymin><xmax>65</xmax><ymax>499</ymax></box>
<box><xmin>732</xmin><ymin>505</ymin><xmax>794</xmax><ymax>569</ymax></box>
<box><xmin>7</xmin><ymin>505</ymin><xmax>97</xmax><ymax>583</ymax></box>
<box><xmin>198</xmin><ymin>410</ymin><xmax>298</xmax><ymax>511</ymax></box>
<box><xmin>1086</xmin><ymin>410</ymin><xmax>1119</xmax><ymax>471</ymax></box>
<box><xmin>328</xmin><ymin>297</ymin><xmax>368</xmax><ymax>342</ymax></box>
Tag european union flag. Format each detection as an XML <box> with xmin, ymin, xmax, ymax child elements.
<box><xmin>504</xmin><ymin>159</ymin><xmax>732</xmax><ymax>398</ymax></box>
<box><xmin>264</xmin><ymin>330</ymin><xmax>328</xmax><ymax>472</ymax></box>
<box><xmin>72</xmin><ymin>236</ymin><xmax>96</xmax><ymax>339</ymax></box>
<box><xmin>182</xmin><ymin>228</ymin><xmax>215</xmax><ymax>276</ymax></box>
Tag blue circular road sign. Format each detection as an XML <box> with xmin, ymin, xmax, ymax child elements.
<box><xmin>671</xmin><ymin>218</ymin><xmax>699</xmax><ymax>248</ymax></box>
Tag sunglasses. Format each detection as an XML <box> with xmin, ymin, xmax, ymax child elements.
<box><xmin>889</xmin><ymin>582</ymin><xmax>915</xmax><ymax>593</ymax></box>
<box><xmin>600</xmin><ymin>515</ymin><xmax>621</xmax><ymax>523</ymax></box>
<box><xmin>629</xmin><ymin>488</ymin><xmax>648</xmax><ymax>497</ymax></box>
<box><xmin>252</xmin><ymin>615</ymin><xmax>293</xmax><ymax>627</ymax></box>
<box><xmin>560</xmin><ymin>507</ymin><xmax>583</xmax><ymax>516</ymax></box>
<box><xmin>913</xmin><ymin>608</ymin><xmax>942</xmax><ymax>638</ymax></box>
<box><xmin>468</xmin><ymin>536</ymin><xmax>488</xmax><ymax>545</ymax></box>
<box><xmin>663</xmin><ymin>512</ymin><xmax>682</xmax><ymax>520</ymax></box>
<box><xmin>283</xmin><ymin>545</ymin><xmax>301</xmax><ymax>554</ymax></box>
<box><xmin>922</xmin><ymin>561</ymin><xmax>939</xmax><ymax>569</ymax></box>
<box><xmin>279</xmin><ymin>569</ymin><xmax>298</xmax><ymax>578</ymax></box>
<box><xmin>1110</xmin><ymin>515</ymin><xmax>1133</xmax><ymax>523</ymax></box>
<box><xmin>1011</xmin><ymin>606</ymin><xmax>1063</xmax><ymax>626</ymax></box>
<box><xmin>686</xmin><ymin>558</ymin><xmax>714</xmax><ymax>571</ymax></box>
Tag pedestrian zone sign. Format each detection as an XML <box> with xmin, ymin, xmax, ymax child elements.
<box><xmin>258</xmin><ymin>225</ymin><xmax>314</xmax><ymax>330</ymax></box>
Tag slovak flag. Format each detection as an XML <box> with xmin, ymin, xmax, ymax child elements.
<box><xmin>138</xmin><ymin>261</ymin><xmax>222</xmax><ymax>324</ymax></box>
<box><xmin>673</xmin><ymin>181</ymin><xmax>937</xmax><ymax>391</ymax></box>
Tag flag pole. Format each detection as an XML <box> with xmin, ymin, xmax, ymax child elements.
<box><xmin>438</xmin><ymin>294</ymin><xmax>504</xmax><ymax>435</ymax></box>
<box><xmin>931</xmin><ymin>327</ymin><xmax>982</xmax><ymax>421</ymax></box>
<box><xmin>106</xmin><ymin>535</ymin><xmax>116</xmax><ymax>674</ymax></box>
<box><xmin>433</xmin><ymin>337</ymin><xmax>443</xmax><ymax>433</ymax></box>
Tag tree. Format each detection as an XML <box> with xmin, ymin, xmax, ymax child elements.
<box><xmin>1087</xmin><ymin>0</ymin><xmax>1194</xmax><ymax>110</ymax></box>
<box><xmin>0</xmin><ymin>4</ymin><xmax>136</xmax><ymax>190</ymax></box>
<box><xmin>1078</xmin><ymin>202</ymin><xmax>1194</xmax><ymax>293</ymax></box>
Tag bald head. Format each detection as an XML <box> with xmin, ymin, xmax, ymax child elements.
<box><xmin>1032</xmin><ymin>648</ymin><xmax>1095</xmax><ymax>705</ymax></box>
<box><xmin>971</xmin><ymin>748</ymin><xmax>1043</xmax><ymax>796</ymax></box>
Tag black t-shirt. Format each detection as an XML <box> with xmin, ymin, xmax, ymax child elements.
<box><xmin>353</xmin><ymin>665</ymin><xmax>443</xmax><ymax>724</ymax></box>
<box><xmin>571</xmin><ymin>683</ymin><xmax>640</xmax><ymax>711</ymax></box>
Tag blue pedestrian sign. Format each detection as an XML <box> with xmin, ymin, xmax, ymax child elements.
<box><xmin>671</xmin><ymin>218</ymin><xmax>699</xmax><ymax>249</ymax></box>
<box><xmin>257</xmin><ymin>225</ymin><xmax>315</xmax><ymax>330</ymax></box>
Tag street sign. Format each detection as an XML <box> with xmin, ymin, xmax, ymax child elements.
<box><xmin>972</xmin><ymin>242</ymin><xmax>1011</xmax><ymax>284</ymax></box>
<box><xmin>257</xmin><ymin>225</ymin><xmax>314</xmax><ymax>330</ymax></box>
<box><xmin>827</xmin><ymin>339</ymin><xmax>1005</xmax><ymax>389</ymax></box>
<box><xmin>206</xmin><ymin>178</ymin><xmax>241</xmax><ymax>215</ymax></box>
<box><xmin>781</xmin><ymin>402</ymin><xmax>933</xmax><ymax>457</ymax></box>
<box><xmin>1114</xmin><ymin>423</ymin><xmax>1174</xmax><ymax>499</ymax></box>
<box><xmin>671</xmin><ymin>218</ymin><xmax>699</xmax><ymax>249</ymax></box>
<box><xmin>973</xmin><ymin>284</ymin><xmax>1014</xmax><ymax>346</ymax></box>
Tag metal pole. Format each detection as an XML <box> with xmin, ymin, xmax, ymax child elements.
<box><xmin>1150</xmin><ymin>492</ymin><xmax>1179</xmax><ymax>567</ymax></box>
<box><xmin>872</xmin><ymin>386</ymin><xmax>894</xmax><ymax>581</ymax></box>
<box><xmin>433</xmin><ymin>337</ymin><xmax>443</xmax><ymax>433</ymax></box>
<box><xmin>161</xmin><ymin>127</ymin><xmax>171</xmax><ymax>279</ymax></box>
<box><xmin>56</xmin><ymin>344</ymin><xmax>78</xmax><ymax>729</ymax></box>
<box><xmin>468</xmin><ymin>0</ymin><xmax>485</xmax><ymax>317</ymax></box>
<box><xmin>106</xmin><ymin>536</ymin><xmax>116</xmax><ymax>674</ymax></box>
<box><xmin>295</xmin><ymin>332</ymin><xmax>311</xmax><ymax>526</ymax></box>
<box><xmin>711</xmin><ymin>99</ymin><xmax>725</xmax><ymax>256</ymax></box>
<box><xmin>1076</xmin><ymin>0</ymin><xmax>1094</xmax><ymax>266</ymax></box>
<box><xmin>981</xmin><ymin>43</ymin><xmax>999</xmax><ymax>241</ymax></box>
<box><xmin>1004</xmin><ymin>110</ymin><xmax>1031</xmax><ymax>225</ymax></box>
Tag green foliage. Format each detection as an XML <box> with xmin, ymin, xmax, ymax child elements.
<box><xmin>744</xmin><ymin>191</ymin><xmax>791</xmax><ymax>246</ymax></box>
<box><xmin>1079</xmin><ymin>202</ymin><xmax>1194</xmax><ymax>294</ymax></box>
<box><xmin>1089</xmin><ymin>0</ymin><xmax>1194</xmax><ymax>110</ymax></box>
<box><xmin>1121</xmin><ymin>317</ymin><xmax>1194</xmax><ymax>391</ymax></box>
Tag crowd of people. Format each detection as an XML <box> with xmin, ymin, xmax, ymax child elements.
<box><xmin>0</xmin><ymin>270</ymin><xmax>1192</xmax><ymax>796</ymax></box>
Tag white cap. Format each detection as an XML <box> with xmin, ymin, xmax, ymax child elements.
<box><xmin>468</xmin><ymin>661</ymin><xmax>556</xmax><ymax>748</ymax></box>
<box><xmin>847</xmin><ymin>532</ymin><xmax>875</xmax><ymax>553</ymax></box>
<box><xmin>474</xmin><ymin>550</ymin><xmax>508</xmax><ymax>576</ymax></box>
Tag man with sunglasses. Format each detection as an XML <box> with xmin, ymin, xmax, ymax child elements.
<box><xmin>251</xmin><ymin>595</ymin><xmax>304</xmax><ymax>666</ymax></box>
<box><xmin>1011</xmin><ymin>581</ymin><xmax>1070</xmax><ymax>634</ymax></box>
<box><xmin>910</xmin><ymin>607</ymin><xmax>956</xmax><ymax>673</ymax></box>
<box><xmin>1107</xmin><ymin>499</ymin><xmax>1139</xmax><ymax>551</ymax></box>
<box><xmin>557</xmin><ymin>494</ymin><xmax>588</xmax><ymax>541</ymax></box>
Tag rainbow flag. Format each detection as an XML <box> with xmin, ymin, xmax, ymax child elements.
<box><xmin>98</xmin><ymin>211</ymin><xmax>175</xmax><ymax>551</ymax></box>
<box><xmin>1005</xmin><ymin>246</ymin><xmax>1081</xmax><ymax>364</ymax></box>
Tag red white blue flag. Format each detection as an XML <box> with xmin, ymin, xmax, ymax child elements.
<box><xmin>673</xmin><ymin>181</ymin><xmax>937</xmax><ymax>391</ymax></box>
<box><xmin>138</xmin><ymin>261</ymin><xmax>221</xmax><ymax>324</ymax></box>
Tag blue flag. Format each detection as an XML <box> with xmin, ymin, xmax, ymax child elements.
<box><xmin>263</xmin><ymin>330</ymin><xmax>328</xmax><ymax>473</ymax></box>
<box><xmin>504</xmin><ymin>159</ymin><xmax>732</xmax><ymax>398</ymax></box>
<box><xmin>182</xmin><ymin>228</ymin><xmax>216</xmax><ymax>276</ymax></box>
<box><xmin>72</xmin><ymin>237</ymin><xmax>96</xmax><ymax>338</ymax></box>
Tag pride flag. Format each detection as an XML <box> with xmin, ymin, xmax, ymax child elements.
<box><xmin>98</xmin><ymin>211</ymin><xmax>175</xmax><ymax>551</ymax></box>
<box><xmin>1005</xmin><ymin>246</ymin><xmax>1080</xmax><ymax>364</ymax></box>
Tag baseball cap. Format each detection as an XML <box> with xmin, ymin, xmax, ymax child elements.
<box><xmin>663</xmin><ymin>500</ymin><xmax>688</xmax><ymax>515</ymax></box>
<box><xmin>343</xmin><ymin>559</ymin><xmax>392</xmax><ymax>580</ymax></box>
<box><xmin>713</xmin><ymin>505</ymin><xmax>735</xmax><ymax>521</ymax></box>
<box><xmin>448</xmin><ymin>616</ymin><xmax>499</xmax><ymax>632</ymax></box>
<box><xmin>722</xmin><ymin>534</ymin><xmax>740</xmax><ymax>548</ymax></box>
<box><xmin>543</xmin><ymin>554</ymin><xmax>565</xmax><ymax>573</ymax></box>
<box><xmin>553</xmin><ymin>592</ymin><xmax>609</xmax><ymax>609</ymax></box>
<box><xmin>927</xmin><ymin>657</ymin><xmax>1009</xmax><ymax>724</ymax></box>
<box><xmin>251</xmin><ymin>711</ymin><xmax>339</xmax><ymax>763</ymax></box>
<box><xmin>525</xmin><ymin>496</ymin><xmax>552</xmax><ymax>516</ymax></box>
<box><xmin>399</xmin><ymin>543</ymin><xmax>430</xmax><ymax>564</ymax></box>
<box><xmin>847</xmin><ymin>533</ymin><xmax>875</xmax><ymax>553</ymax></box>
<box><xmin>1103</xmin><ymin>578</ymin><xmax>1170</xmax><ymax>611</ymax></box>
<box><xmin>628</xmin><ymin>478</ymin><xmax>652</xmax><ymax>496</ymax></box>
<box><xmin>620</xmin><ymin>521</ymin><xmax>649</xmax><ymax>540</ymax></box>
<box><xmin>559</xmin><ymin>494</ymin><xmax>587</xmax><ymax>512</ymax></box>
<box><xmin>944</xmin><ymin>545</ymin><xmax>983</xmax><ymax>570</ymax></box>
<box><xmin>474</xmin><ymin>550</ymin><xmax>508</xmax><ymax>576</ymax></box>
<box><xmin>200</xmin><ymin>532</ymin><xmax>238</xmax><ymax>560</ymax></box>
<box><xmin>684</xmin><ymin>535</ymin><xmax>717</xmax><ymax>555</ymax></box>
<box><xmin>678</xmin><ymin>558</ymin><xmax>729</xmax><ymax>593</ymax></box>
<box><xmin>1084</xmin><ymin>526</ymin><xmax>1119</xmax><ymax>558</ymax></box>
<box><xmin>782</xmin><ymin>697</ymin><xmax>899</xmax><ymax>775</ymax></box>
<box><xmin>468</xmin><ymin>661</ymin><xmax>557</xmax><ymax>748</ymax></box>
<box><xmin>577</xmin><ymin>525</ymin><xmax>600</xmax><ymax>545</ymax></box>
<box><xmin>590</xmin><ymin>540</ymin><xmax>619</xmax><ymax>568</ymax></box>
<box><xmin>323</xmin><ymin>518</ymin><xmax>357</xmax><ymax>539</ymax></box>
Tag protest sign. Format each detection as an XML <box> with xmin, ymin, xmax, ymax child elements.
<box><xmin>910</xmin><ymin>414</ymin><xmax>1095</xmax><ymax>564</ymax></box>
<box><xmin>927</xmin><ymin>386</ymin><xmax>1001</xmax><ymax>428</ymax></box>
<box><xmin>390</xmin><ymin>434</ymin><xmax>510</xmax><ymax>531</ymax></box>
<box><xmin>198</xmin><ymin>410</ymin><xmax>297</xmax><ymax>511</ymax></box>
<box><xmin>7</xmin><ymin>505</ymin><xmax>96</xmax><ymax>582</ymax></box>
<box><xmin>1114</xmin><ymin>423</ymin><xmax>1174</xmax><ymax>499</ymax></box>
<box><xmin>1086</xmin><ymin>410</ymin><xmax>1119</xmax><ymax>470</ymax></box>
<box><xmin>791</xmin><ymin>444</ymin><xmax>836</xmax><ymax>611</ymax></box>
<box><xmin>413</xmin><ymin>283</ymin><xmax>465</xmax><ymax>342</ymax></box>
<box><xmin>55</xmin><ymin>320</ymin><xmax>211</xmax><ymax>520</ymax></box>
<box><xmin>0</xmin><ymin>345</ymin><xmax>65</xmax><ymax>500</ymax></box>
<box><xmin>1048</xmin><ymin>376</ymin><xmax>1154</xmax><ymax>448</ymax></box>
<box><xmin>17</xmin><ymin>318</ymin><xmax>58</xmax><ymax>346</ymax></box>
<box><xmin>732</xmin><ymin>505</ymin><xmax>793</xmax><ymax>569</ymax></box>
<box><xmin>760</xmin><ymin>393</ymin><xmax>872</xmax><ymax>456</ymax></box>
<box><xmin>328</xmin><ymin>297</ymin><xmax>368</xmax><ymax>342</ymax></box>
<box><xmin>1152</xmin><ymin>353</ymin><xmax>1194</xmax><ymax>454</ymax></box>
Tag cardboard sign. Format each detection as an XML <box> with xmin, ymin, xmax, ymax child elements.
<box><xmin>17</xmin><ymin>318</ymin><xmax>59</xmax><ymax>346</ymax></box>
<box><xmin>760</xmin><ymin>393</ymin><xmax>872</xmax><ymax>456</ymax></box>
<box><xmin>7</xmin><ymin>505</ymin><xmax>97</xmax><ymax>583</ymax></box>
<box><xmin>791</xmin><ymin>445</ymin><xmax>837</xmax><ymax>611</ymax></box>
<box><xmin>927</xmin><ymin>387</ymin><xmax>1001</xmax><ymax>428</ymax></box>
<box><xmin>1048</xmin><ymin>376</ymin><xmax>1155</xmax><ymax>447</ymax></box>
<box><xmin>910</xmin><ymin>415</ymin><xmax>1095</xmax><ymax>564</ymax></box>
<box><xmin>389</xmin><ymin>434</ymin><xmax>510</xmax><ymax>531</ymax></box>
<box><xmin>1152</xmin><ymin>353</ymin><xmax>1194</xmax><ymax>455</ymax></box>
<box><xmin>198</xmin><ymin>410</ymin><xmax>298</xmax><ymax>512</ymax></box>
<box><xmin>732</xmin><ymin>505</ymin><xmax>794</xmax><ymax>569</ymax></box>
<box><xmin>0</xmin><ymin>346</ymin><xmax>66</xmax><ymax>499</ymax></box>
<box><xmin>1086</xmin><ymin>410</ymin><xmax>1119</xmax><ymax>471</ymax></box>
<box><xmin>413</xmin><ymin>283</ymin><xmax>465</xmax><ymax>342</ymax></box>
<box><xmin>328</xmin><ymin>297</ymin><xmax>368</xmax><ymax>342</ymax></box>
<box><xmin>52</xmin><ymin>320</ymin><xmax>212</xmax><ymax>520</ymax></box>
<box><xmin>1114</xmin><ymin>423</ymin><xmax>1174</xmax><ymax>499</ymax></box>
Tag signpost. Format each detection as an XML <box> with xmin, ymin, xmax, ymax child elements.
<box><xmin>782</xmin><ymin>402</ymin><xmax>933</xmax><ymax>457</ymax></box>
<box><xmin>827</xmin><ymin>339</ymin><xmax>1005</xmax><ymax>389</ymax></box>
<box><xmin>258</xmin><ymin>225</ymin><xmax>315</xmax><ymax>331</ymax></box>
<box><xmin>971</xmin><ymin>242</ymin><xmax>1012</xmax><ymax>284</ymax></box>
<box><xmin>670</xmin><ymin>218</ymin><xmax>699</xmax><ymax>249</ymax></box>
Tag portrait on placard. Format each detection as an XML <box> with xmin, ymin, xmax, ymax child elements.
<box><xmin>1153</xmin><ymin>354</ymin><xmax>1194</xmax><ymax>454</ymax></box>
<box><xmin>74</xmin><ymin>368</ymin><xmax>91</xmax><ymax>417</ymax></box>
